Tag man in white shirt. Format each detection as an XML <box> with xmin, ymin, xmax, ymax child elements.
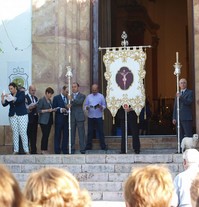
<box><xmin>171</xmin><ymin>149</ymin><xmax>199</xmax><ymax>207</ymax></box>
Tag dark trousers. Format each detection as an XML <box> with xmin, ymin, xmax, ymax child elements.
<box><xmin>120</xmin><ymin>111</ymin><xmax>140</xmax><ymax>152</ymax></box>
<box><xmin>179</xmin><ymin>120</ymin><xmax>193</xmax><ymax>143</ymax></box>
<box><xmin>27</xmin><ymin>116</ymin><xmax>38</xmax><ymax>154</ymax></box>
<box><xmin>54</xmin><ymin>119</ymin><xmax>69</xmax><ymax>154</ymax></box>
<box><xmin>40</xmin><ymin>123</ymin><xmax>52</xmax><ymax>151</ymax></box>
<box><xmin>71</xmin><ymin>121</ymin><xmax>85</xmax><ymax>152</ymax></box>
<box><xmin>86</xmin><ymin>117</ymin><xmax>106</xmax><ymax>149</ymax></box>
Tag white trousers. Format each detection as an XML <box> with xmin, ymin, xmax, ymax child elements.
<box><xmin>9</xmin><ymin>114</ymin><xmax>29</xmax><ymax>153</ymax></box>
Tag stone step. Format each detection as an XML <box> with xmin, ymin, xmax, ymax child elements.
<box><xmin>0</xmin><ymin>153</ymin><xmax>184</xmax><ymax>201</ymax></box>
<box><xmin>84</xmin><ymin>135</ymin><xmax>178</xmax><ymax>150</ymax></box>
<box><xmin>0</xmin><ymin>135</ymin><xmax>178</xmax><ymax>155</ymax></box>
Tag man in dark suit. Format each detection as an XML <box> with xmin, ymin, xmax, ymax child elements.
<box><xmin>71</xmin><ymin>82</ymin><xmax>86</xmax><ymax>154</ymax></box>
<box><xmin>52</xmin><ymin>86</ymin><xmax>69</xmax><ymax>154</ymax></box>
<box><xmin>172</xmin><ymin>78</ymin><xmax>193</xmax><ymax>145</ymax></box>
<box><xmin>117</xmin><ymin>106</ymin><xmax>140</xmax><ymax>154</ymax></box>
<box><xmin>25</xmin><ymin>85</ymin><xmax>38</xmax><ymax>154</ymax></box>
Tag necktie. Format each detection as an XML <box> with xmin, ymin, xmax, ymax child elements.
<box><xmin>63</xmin><ymin>96</ymin><xmax>66</xmax><ymax>103</ymax></box>
<box><xmin>181</xmin><ymin>91</ymin><xmax>184</xmax><ymax>95</ymax></box>
<box><xmin>73</xmin><ymin>93</ymin><xmax>76</xmax><ymax>100</ymax></box>
<box><xmin>31</xmin><ymin>95</ymin><xmax>34</xmax><ymax>103</ymax></box>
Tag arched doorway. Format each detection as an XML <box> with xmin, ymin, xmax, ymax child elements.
<box><xmin>91</xmin><ymin>0</ymin><xmax>194</xmax><ymax>136</ymax></box>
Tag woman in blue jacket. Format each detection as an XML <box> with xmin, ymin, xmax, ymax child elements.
<box><xmin>1</xmin><ymin>82</ymin><xmax>29</xmax><ymax>154</ymax></box>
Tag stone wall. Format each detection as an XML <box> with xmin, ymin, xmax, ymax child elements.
<box><xmin>32</xmin><ymin>0</ymin><xmax>91</xmax><ymax>153</ymax></box>
<box><xmin>32</xmin><ymin>0</ymin><xmax>91</xmax><ymax>96</ymax></box>
<box><xmin>0</xmin><ymin>0</ymin><xmax>91</xmax><ymax>154</ymax></box>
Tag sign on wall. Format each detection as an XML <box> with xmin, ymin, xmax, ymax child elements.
<box><xmin>0</xmin><ymin>0</ymin><xmax>32</xmax><ymax>125</ymax></box>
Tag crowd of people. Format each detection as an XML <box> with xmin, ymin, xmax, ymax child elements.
<box><xmin>0</xmin><ymin>77</ymin><xmax>193</xmax><ymax>155</ymax></box>
<box><xmin>0</xmin><ymin>149</ymin><xmax>199</xmax><ymax>207</ymax></box>
<box><xmin>1</xmin><ymin>82</ymin><xmax>111</xmax><ymax>154</ymax></box>
<box><xmin>125</xmin><ymin>149</ymin><xmax>199</xmax><ymax>207</ymax></box>
<box><xmin>0</xmin><ymin>164</ymin><xmax>91</xmax><ymax>207</ymax></box>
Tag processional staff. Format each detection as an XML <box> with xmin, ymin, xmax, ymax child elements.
<box><xmin>121</xmin><ymin>31</ymin><xmax>129</xmax><ymax>154</ymax></box>
<box><xmin>66</xmin><ymin>56</ymin><xmax>72</xmax><ymax>154</ymax></box>
<box><xmin>173</xmin><ymin>52</ymin><xmax>182</xmax><ymax>154</ymax></box>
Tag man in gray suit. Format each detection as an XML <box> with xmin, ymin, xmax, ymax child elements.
<box><xmin>172</xmin><ymin>78</ymin><xmax>193</xmax><ymax>148</ymax></box>
<box><xmin>71</xmin><ymin>82</ymin><xmax>86</xmax><ymax>154</ymax></box>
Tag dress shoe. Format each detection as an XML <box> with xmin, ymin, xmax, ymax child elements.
<box><xmin>85</xmin><ymin>146</ymin><xmax>92</xmax><ymax>150</ymax></box>
<box><xmin>175</xmin><ymin>151</ymin><xmax>182</xmax><ymax>154</ymax></box>
<box><xmin>134</xmin><ymin>150</ymin><xmax>140</xmax><ymax>154</ymax></box>
<box><xmin>80</xmin><ymin>150</ymin><xmax>86</xmax><ymax>154</ymax></box>
<box><xmin>101</xmin><ymin>145</ymin><xmax>108</xmax><ymax>151</ymax></box>
<box><xmin>12</xmin><ymin>152</ymin><xmax>19</xmax><ymax>155</ymax></box>
<box><xmin>41</xmin><ymin>150</ymin><xmax>48</xmax><ymax>155</ymax></box>
<box><xmin>25</xmin><ymin>152</ymin><xmax>30</xmax><ymax>155</ymax></box>
<box><xmin>120</xmin><ymin>151</ymin><xmax>125</xmax><ymax>154</ymax></box>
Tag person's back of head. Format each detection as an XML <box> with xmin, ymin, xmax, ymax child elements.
<box><xmin>24</xmin><ymin>167</ymin><xmax>91</xmax><ymax>207</ymax></box>
<box><xmin>191</xmin><ymin>172</ymin><xmax>199</xmax><ymax>207</ymax></box>
<box><xmin>124</xmin><ymin>165</ymin><xmax>174</xmax><ymax>207</ymax></box>
<box><xmin>0</xmin><ymin>165</ymin><xmax>24</xmax><ymax>207</ymax></box>
<box><xmin>183</xmin><ymin>149</ymin><xmax>199</xmax><ymax>169</ymax></box>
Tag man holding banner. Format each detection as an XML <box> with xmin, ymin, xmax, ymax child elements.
<box><xmin>117</xmin><ymin>105</ymin><xmax>140</xmax><ymax>154</ymax></box>
<box><xmin>102</xmin><ymin>47</ymin><xmax>147</xmax><ymax>154</ymax></box>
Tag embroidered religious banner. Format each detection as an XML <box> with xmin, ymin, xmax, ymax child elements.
<box><xmin>103</xmin><ymin>47</ymin><xmax>146</xmax><ymax>117</ymax></box>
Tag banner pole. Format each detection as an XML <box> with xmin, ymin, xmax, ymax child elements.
<box><xmin>66</xmin><ymin>65</ymin><xmax>73</xmax><ymax>154</ymax></box>
<box><xmin>125</xmin><ymin>110</ymin><xmax>128</xmax><ymax>154</ymax></box>
<box><xmin>173</xmin><ymin>52</ymin><xmax>182</xmax><ymax>153</ymax></box>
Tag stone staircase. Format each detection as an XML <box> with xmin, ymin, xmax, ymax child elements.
<box><xmin>1</xmin><ymin>135</ymin><xmax>196</xmax><ymax>201</ymax></box>
<box><xmin>0</xmin><ymin>152</ymin><xmax>184</xmax><ymax>201</ymax></box>
<box><xmin>0</xmin><ymin>134</ymin><xmax>178</xmax><ymax>154</ymax></box>
<box><xmin>91</xmin><ymin>135</ymin><xmax>178</xmax><ymax>151</ymax></box>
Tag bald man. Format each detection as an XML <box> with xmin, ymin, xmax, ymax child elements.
<box><xmin>84</xmin><ymin>84</ymin><xmax>107</xmax><ymax>151</ymax></box>
<box><xmin>25</xmin><ymin>85</ymin><xmax>38</xmax><ymax>154</ymax></box>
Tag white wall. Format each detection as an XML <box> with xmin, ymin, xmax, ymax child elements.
<box><xmin>0</xmin><ymin>0</ymin><xmax>32</xmax><ymax>125</ymax></box>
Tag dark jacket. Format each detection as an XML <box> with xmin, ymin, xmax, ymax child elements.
<box><xmin>2</xmin><ymin>90</ymin><xmax>27</xmax><ymax>117</ymax></box>
<box><xmin>25</xmin><ymin>94</ymin><xmax>38</xmax><ymax>123</ymax></box>
<box><xmin>173</xmin><ymin>89</ymin><xmax>193</xmax><ymax>121</ymax></box>
<box><xmin>52</xmin><ymin>94</ymin><xmax>68</xmax><ymax>124</ymax></box>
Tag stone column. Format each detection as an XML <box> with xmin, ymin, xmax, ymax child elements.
<box><xmin>32</xmin><ymin>0</ymin><xmax>91</xmax><ymax>152</ymax></box>
<box><xmin>32</xmin><ymin>0</ymin><xmax>91</xmax><ymax>95</ymax></box>
<box><xmin>193</xmin><ymin>0</ymin><xmax>199</xmax><ymax>133</ymax></box>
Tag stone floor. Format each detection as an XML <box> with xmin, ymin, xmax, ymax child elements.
<box><xmin>92</xmin><ymin>201</ymin><xmax>125</xmax><ymax>207</ymax></box>
<box><xmin>73</xmin><ymin>148</ymin><xmax>177</xmax><ymax>154</ymax></box>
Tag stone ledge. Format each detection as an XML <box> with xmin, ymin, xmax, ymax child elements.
<box><xmin>81</xmin><ymin>182</ymin><xmax>122</xmax><ymax>192</ymax></box>
<box><xmin>102</xmin><ymin>192</ymin><xmax>123</xmax><ymax>201</ymax></box>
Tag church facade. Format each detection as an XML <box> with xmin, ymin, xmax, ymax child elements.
<box><xmin>0</xmin><ymin>0</ymin><xmax>199</xmax><ymax>153</ymax></box>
